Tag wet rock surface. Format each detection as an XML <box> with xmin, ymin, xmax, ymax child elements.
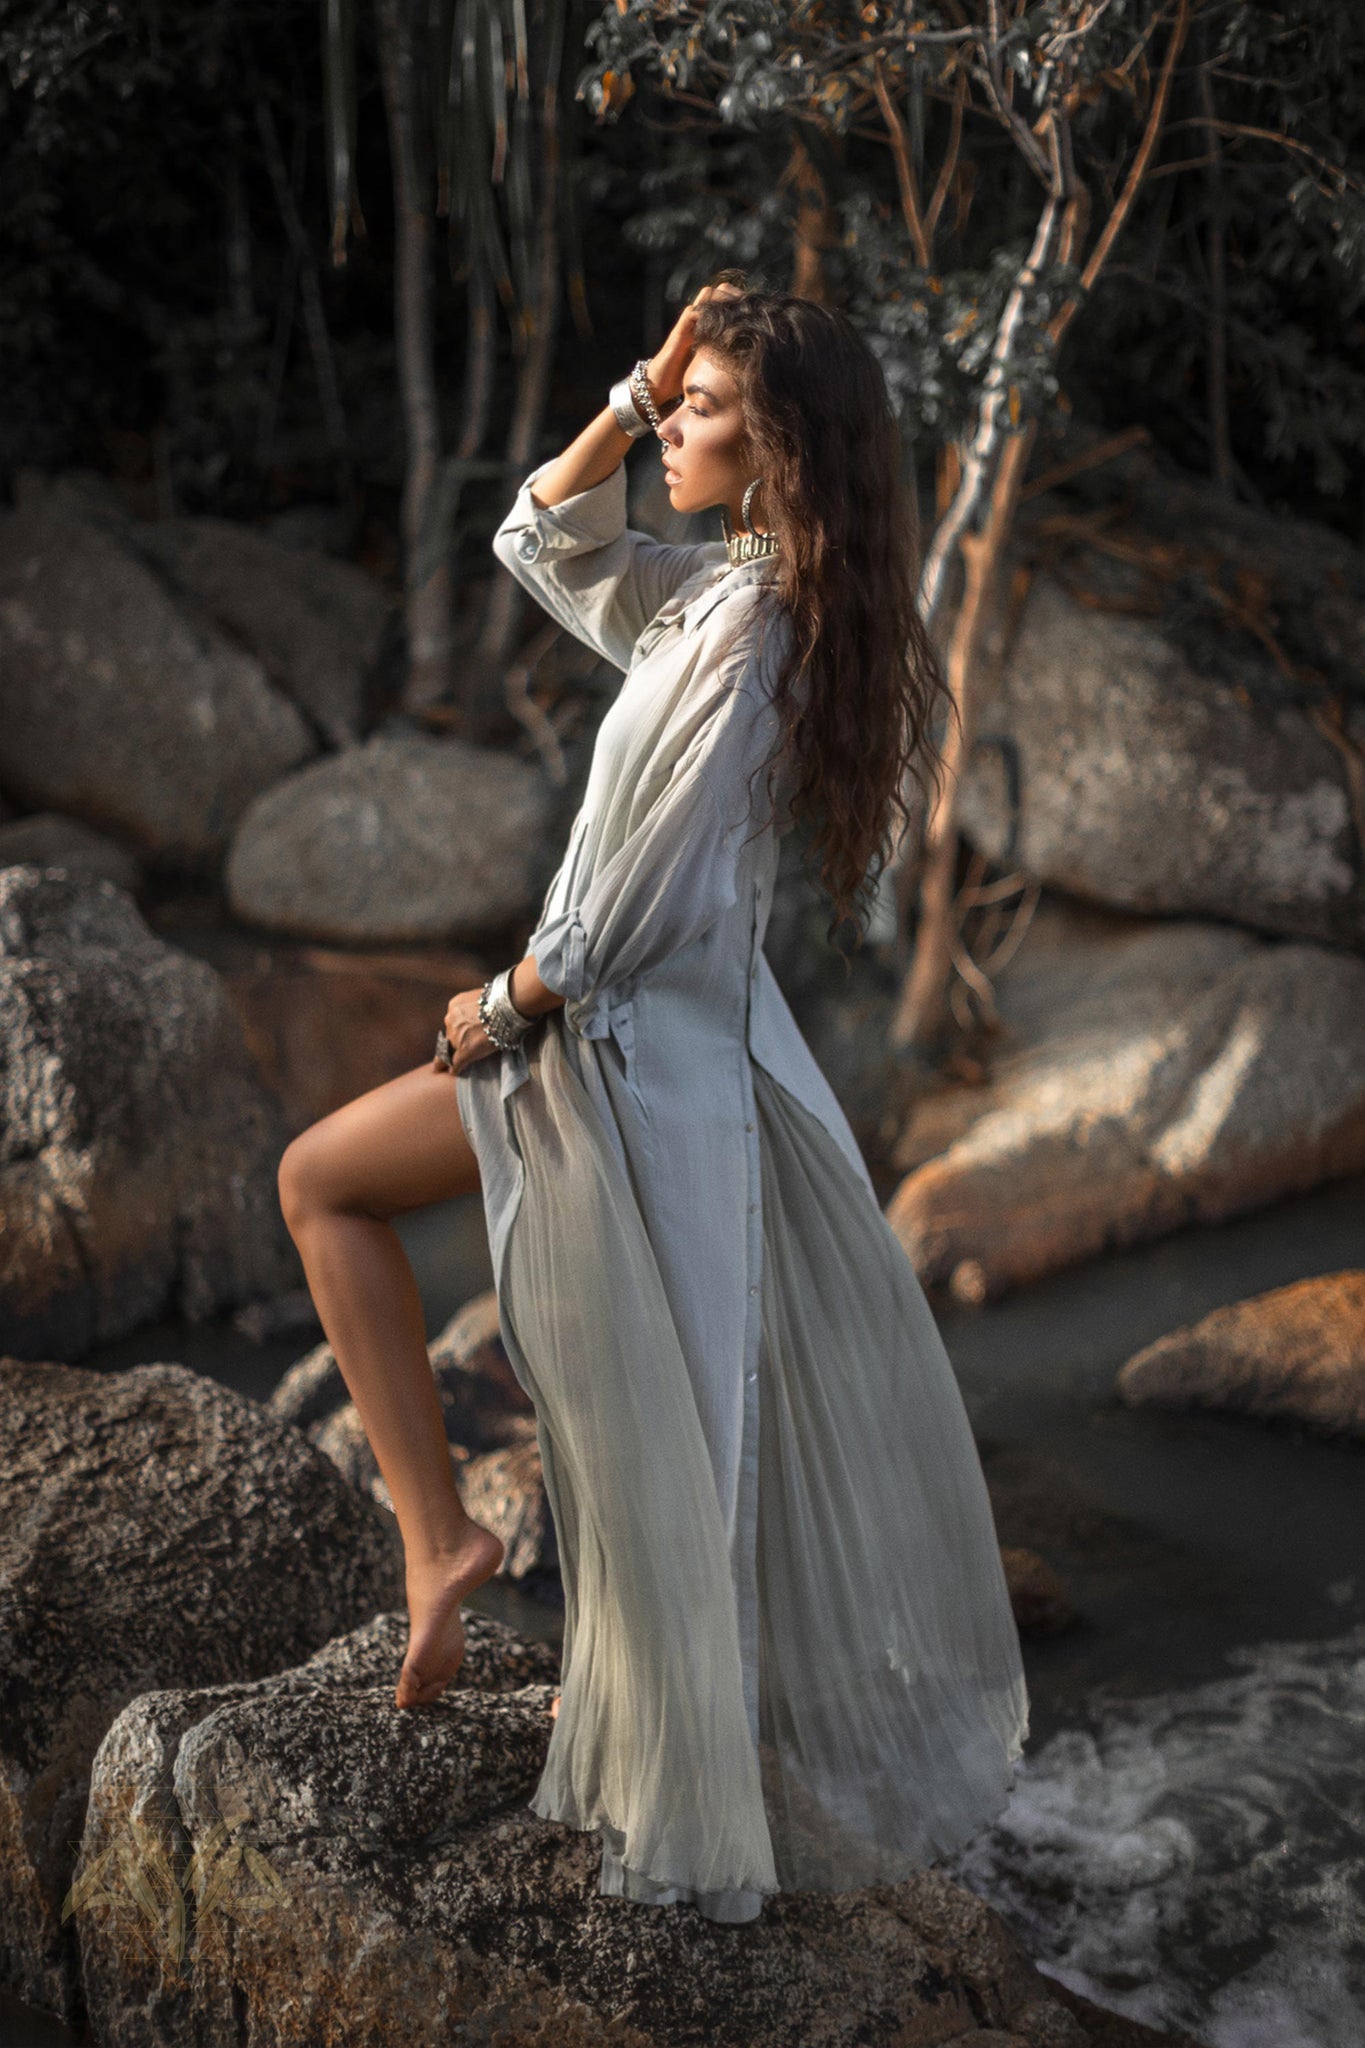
<box><xmin>0</xmin><ymin>868</ymin><xmax>300</xmax><ymax>1359</ymax></box>
<box><xmin>887</xmin><ymin>896</ymin><xmax>1365</xmax><ymax>1299</ymax></box>
<box><xmin>0</xmin><ymin>1357</ymin><xmax>404</xmax><ymax>2018</ymax></box>
<box><xmin>1115</xmin><ymin>1268</ymin><xmax>1365</xmax><ymax>1437</ymax></box>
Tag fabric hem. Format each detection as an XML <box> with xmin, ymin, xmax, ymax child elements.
<box><xmin>524</xmin><ymin>1787</ymin><xmax>780</xmax><ymax>1906</ymax></box>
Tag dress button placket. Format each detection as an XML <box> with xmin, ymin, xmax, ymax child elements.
<box><xmin>733</xmin><ymin>897</ymin><xmax>766</xmax><ymax>1753</ymax></box>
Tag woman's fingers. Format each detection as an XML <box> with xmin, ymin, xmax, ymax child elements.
<box><xmin>441</xmin><ymin>987</ymin><xmax>500</xmax><ymax>1075</ymax></box>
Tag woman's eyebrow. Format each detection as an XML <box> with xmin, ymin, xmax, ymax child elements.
<box><xmin>683</xmin><ymin>381</ymin><xmax>722</xmax><ymax>401</ymax></box>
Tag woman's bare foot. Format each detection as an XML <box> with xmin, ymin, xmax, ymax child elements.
<box><xmin>549</xmin><ymin>1692</ymin><xmax>560</xmax><ymax>1721</ymax></box>
<box><xmin>394</xmin><ymin>1521</ymin><xmax>505</xmax><ymax>1709</ymax></box>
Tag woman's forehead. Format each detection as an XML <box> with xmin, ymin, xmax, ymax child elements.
<box><xmin>685</xmin><ymin>350</ymin><xmax>738</xmax><ymax>403</ymax></box>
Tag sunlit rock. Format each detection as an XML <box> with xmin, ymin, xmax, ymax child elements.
<box><xmin>1115</xmin><ymin>1269</ymin><xmax>1365</xmax><ymax>1437</ymax></box>
<box><xmin>887</xmin><ymin>897</ymin><xmax>1365</xmax><ymax>1298</ymax></box>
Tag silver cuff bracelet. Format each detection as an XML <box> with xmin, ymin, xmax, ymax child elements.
<box><xmin>610</xmin><ymin>373</ymin><xmax>653</xmax><ymax>439</ymax></box>
<box><xmin>479</xmin><ymin>967</ymin><xmax>535</xmax><ymax>1052</ymax></box>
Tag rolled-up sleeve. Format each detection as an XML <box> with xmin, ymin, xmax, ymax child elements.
<box><xmin>526</xmin><ymin>641</ymin><xmax>786</xmax><ymax>1010</ymax></box>
<box><xmin>492</xmin><ymin>456</ymin><xmax>717</xmax><ymax>671</ymax></box>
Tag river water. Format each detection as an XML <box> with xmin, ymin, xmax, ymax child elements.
<box><xmin>9</xmin><ymin>1170</ymin><xmax>1364</xmax><ymax>2047</ymax></box>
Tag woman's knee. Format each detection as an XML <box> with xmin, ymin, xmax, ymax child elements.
<box><xmin>277</xmin><ymin>1065</ymin><xmax>481</xmax><ymax>1234</ymax></box>
<box><xmin>277</xmin><ymin>1125</ymin><xmax>344</xmax><ymax>1234</ymax></box>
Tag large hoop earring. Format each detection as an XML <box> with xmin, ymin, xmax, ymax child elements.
<box><xmin>740</xmin><ymin>478</ymin><xmax>771</xmax><ymax>536</ymax></box>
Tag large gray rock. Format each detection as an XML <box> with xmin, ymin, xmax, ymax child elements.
<box><xmin>886</xmin><ymin>896</ymin><xmax>1365</xmax><ymax>1299</ymax></box>
<box><xmin>225</xmin><ymin>732</ymin><xmax>556</xmax><ymax>943</ymax></box>
<box><xmin>67</xmin><ymin>1622</ymin><xmax>1185</xmax><ymax>2048</ymax></box>
<box><xmin>0</xmin><ymin>497</ymin><xmax>315</xmax><ymax>866</ymax></box>
<box><xmin>958</xmin><ymin>473</ymin><xmax>1365</xmax><ymax>948</ymax></box>
<box><xmin>0</xmin><ymin>867</ymin><xmax>299</xmax><ymax>1358</ymax></box>
<box><xmin>0</xmin><ymin>1359</ymin><xmax>405</xmax><ymax>2019</ymax></box>
<box><xmin>135</xmin><ymin>515</ymin><xmax>393</xmax><ymax>747</ymax></box>
<box><xmin>1115</xmin><ymin>1269</ymin><xmax>1365</xmax><ymax>1437</ymax></box>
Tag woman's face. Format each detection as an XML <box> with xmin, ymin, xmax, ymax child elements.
<box><xmin>655</xmin><ymin>349</ymin><xmax>765</xmax><ymax>534</ymax></box>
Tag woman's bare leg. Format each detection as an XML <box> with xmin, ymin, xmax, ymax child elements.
<box><xmin>278</xmin><ymin>1060</ymin><xmax>504</xmax><ymax>1710</ymax></box>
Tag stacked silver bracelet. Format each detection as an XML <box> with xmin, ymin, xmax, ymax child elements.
<box><xmin>434</xmin><ymin>967</ymin><xmax>536</xmax><ymax>1071</ymax></box>
<box><xmin>609</xmin><ymin>358</ymin><xmax>681</xmax><ymax>441</ymax></box>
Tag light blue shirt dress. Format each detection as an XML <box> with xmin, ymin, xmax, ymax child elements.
<box><xmin>454</xmin><ymin>454</ymin><xmax>1030</xmax><ymax>1924</ymax></box>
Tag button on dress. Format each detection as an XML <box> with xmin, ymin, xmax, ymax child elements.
<box><xmin>454</xmin><ymin>454</ymin><xmax>1030</xmax><ymax>1923</ymax></box>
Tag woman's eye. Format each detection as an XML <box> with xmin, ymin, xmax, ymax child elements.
<box><xmin>689</xmin><ymin>406</ymin><xmax>708</xmax><ymax>418</ymax></box>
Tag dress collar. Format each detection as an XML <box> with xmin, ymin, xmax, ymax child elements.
<box><xmin>680</xmin><ymin>555</ymin><xmax>778</xmax><ymax>634</ymax></box>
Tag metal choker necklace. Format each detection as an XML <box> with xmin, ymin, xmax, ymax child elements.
<box><xmin>720</xmin><ymin>508</ymin><xmax>781</xmax><ymax>567</ymax></box>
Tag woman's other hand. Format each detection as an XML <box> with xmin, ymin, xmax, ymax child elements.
<box><xmin>436</xmin><ymin>988</ymin><xmax>499</xmax><ymax>1074</ymax></box>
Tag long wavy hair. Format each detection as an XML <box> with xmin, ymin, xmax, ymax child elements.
<box><xmin>688</xmin><ymin>279</ymin><xmax>950</xmax><ymax>960</ymax></box>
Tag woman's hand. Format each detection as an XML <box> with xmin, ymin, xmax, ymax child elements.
<box><xmin>435</xmin><ymin>988</ymin><xmax>499</xmax><ymax>1076</ymax></box>
<box><xmin>645</xmin><ymin>275</ymin><xmax>747</xmax><ymax>408</ymax></box>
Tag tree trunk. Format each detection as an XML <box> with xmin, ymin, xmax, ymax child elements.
<box><xmin>1199</xmin><ymin>58</ymin><xmax>1234</xmax><ymax>498</ymax></box>
<box><xmin>378</xmin><ymin>0</ymin><xmax>453</xmax><ymax>714</ymax></box>
<box><xmin>787</xmin><ymin>133</ymin><xmax>836</xmax><ymax>302</ymax></box>
<box><xmin>890</xmin><ymin>0</ymin><xmax>1192</xmax><ymax>1062</ymax></box>
<box><xmin>469</xmin><ymin>0</ymin><xmax>565</xmax><ymax>739</ymax></box>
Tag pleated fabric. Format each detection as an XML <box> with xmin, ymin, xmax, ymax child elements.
<box><xmin>503</xmin><ymin>1018</ymin><xmax>781</xmax><ymax>1912</ymax></box>
<box><xmin>750</xmin><ymin>1060</ymin><xmax>1029</xmax><ymax>1888</ymax></box>
<box><xmin>494</xmin><ymin>1011</ymin><xmax>1028</xmax><ymax>1917</ymax></box>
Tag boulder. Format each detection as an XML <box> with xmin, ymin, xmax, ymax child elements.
<box><xmin>999</xmin><ymin>1549</ymin><xmax>1077</xmax><ymax>1637</ymax></box>
<box><xmin>0</xmin><ymin>1358</ymin><xmax>405</xmax><ymax>2018</ymax></box>
<box><xmin>886</xmin><ymin>896</ymin><xmax>1365</xmax><ymax>1299</ymax></box>
<box><xmin>225</xmin><ymin>732</ymin><xmax>556</xmax><ymax>944</ymax></box>
<box><xmin>0</xmin><ymin>812</ymin><xmax>144</xmax><ymax>893</ymax></box>
<box><xmin>134</xmin><ymin>515</ymin><xmax>394</xmax><ymax>747</ymax></box>
<box><xmin>958</xmin><ymin>466</ymin><xmax>1365</xmax><ymax>948</ymax></box>
<box><xmin>67</xmin><ymin>1621</ymin><xmax>1180</xmax><ymax>2048</ymax></box>
<box><xmin>1115</xmin><ymin>1269</ymin><xmax>1365</xmax><ymax>1437</ymax></box>
<box><xmin>0</xmin><ymin>868</ymin><xmax>301</xmax><ymax>1359</ymax></box>
<box><xmin>219</xmin><ymin>939</ymin><xmax>488</xmax><ymax>1133</ymax></box>
<box><xmin>0</xmin><ymin>496</ymin><xmax>314</xmax><ymax>866</ymax></box>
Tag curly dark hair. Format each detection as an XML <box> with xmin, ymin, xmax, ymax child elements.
<box><xmin>688</xmin><ymin>278</ymin><xmax>950</xmax><ymax>960</ymax></box>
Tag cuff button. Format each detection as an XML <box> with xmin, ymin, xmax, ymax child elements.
<box><xmin>516</xmin><ymin>531</ymin><xmax>543</xmax><ymax>562</ymax></box>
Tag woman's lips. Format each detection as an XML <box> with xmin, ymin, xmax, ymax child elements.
<box><xmin>662</xmin><ymin>461</ymin><xmax>681</xmax><ymax>483</ymax></box>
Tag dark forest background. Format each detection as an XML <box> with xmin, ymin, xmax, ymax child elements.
<box><xmin>3</xmin><ymin>0</ymin><xmax>1361</xmax><ymax>552</ymax></box>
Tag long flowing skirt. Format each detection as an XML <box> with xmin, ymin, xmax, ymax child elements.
<box><xmin>498</xmin><ymin>1020</ymin><xmax>1029</xmax><ymax>1920</ymax></box>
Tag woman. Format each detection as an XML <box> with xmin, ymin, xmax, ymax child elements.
<box><xmin>277</xmin><ymin>278</ymin><xmax>1029</xmax><ymax>1925</ymax></box>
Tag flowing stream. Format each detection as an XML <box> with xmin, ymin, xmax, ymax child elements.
<box><xmin>8</xmin><ymin>1170</ymin><xmax>1364</xmax><ymax>2046</ymax></box>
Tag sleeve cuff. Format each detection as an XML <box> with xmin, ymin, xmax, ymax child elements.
<box><xmin>526</xmin><ymin>906</ymin><xmax>588</xmax><ymax>1002</ymax></box>
<box><xmin>493</xmin><ymin>456</ymin><xmax>627</xmax><ymax>566</ymax></box>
